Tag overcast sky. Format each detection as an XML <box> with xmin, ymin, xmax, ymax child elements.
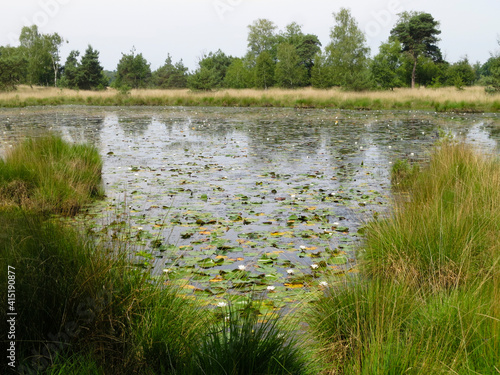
<box><xmin>2</xmin><ymin>0</ymin><xmax>499</xmax><ymax>72</ymax></box>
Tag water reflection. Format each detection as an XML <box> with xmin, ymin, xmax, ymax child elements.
<box><xmin>1</xmin><ymin>106</ymin><xmax>499</xmax><ymax>300</ymax></box>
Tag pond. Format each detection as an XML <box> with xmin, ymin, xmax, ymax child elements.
<box><xmin>1</xmin><ymin>106</ymin><xmax>499</xmax><ymax>309</ymax></box>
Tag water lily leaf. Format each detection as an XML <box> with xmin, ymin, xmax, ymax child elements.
<box><xmin>284</xmin><ymin>283</ymin><xmax>304</xmax><ymax>288</ymax></box>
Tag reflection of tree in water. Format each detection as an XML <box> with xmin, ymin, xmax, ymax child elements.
<box><xmin>118</xmin><ymin>116</ymin><xmax>152</xmax><ymax>137</ymax></box>
<box><xmin>156</xmin><ymin>115</ymin><xmax>235</xmax><ymax>139</ymax></box>
<box><xmin>245</xmin><ymin>118</ymin><xmax>324</xmax><ymax>162</ymax></box>
<box><xmin>0</xmin><ymin>111</ymin><xmax>106</xmax><ymax>153</ymax></box>
<box><xmin>59</xmin><ymin>116</ymin><xmax>104</xmax><ymax>146</ymax></box>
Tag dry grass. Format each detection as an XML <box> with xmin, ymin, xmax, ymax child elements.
<box><xmin>1</xmin><ymin>85</ymin><xmax>500</xmax><ymax>111</ymax></box>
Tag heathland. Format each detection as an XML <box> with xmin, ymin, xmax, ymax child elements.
<box><xmin>1</xmin><ymin>85</ymin><xmax>500</xmax><ymax>113</ymax></box>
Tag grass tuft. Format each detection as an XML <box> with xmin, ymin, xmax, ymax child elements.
<box><xmin>0</xmin><ymin>135</ymin><xmax>103</xmax><ymax>215</ymax></box>
<box><xmin>307</xmin><ymin>143</ymin><xmax>500</xmax><ymax>374</ymax></box>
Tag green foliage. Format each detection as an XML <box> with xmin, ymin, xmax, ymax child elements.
<box><xmin>189</xmin><ymin>299</ymin><xmax>308</xmax><ymax>375</ymax></box>
<box><xmin>277</xmin><ymin>23</ymin><xmax>321</xmax><ymax>84</ymax></box>
<box><xmin>78</xmin><ymin>45</ymin><xmax>108</xmax><ymax>90</ymax></box>
<box><xmin>188</xmin><ymin>66</ymin><xmax>219</xmax><ymax>91</ymax></box>
<box><xmin>390</xmin><ymin>158</ymin><xmax>420</xmax><ymax>190</ymax></box>
<box><xmin>371</xmin><ymin>39</ymin><xmax>405</xmax><ymax>89</ymax></box>
<box><xmin>310</xmin><ymin>51</ymin><xmax>333</xmax><ymax>88</ymax></box>
<box><xmin>114</xmin><ymin>47</ymin><xmax>152</xmax><ymax>89</ymax></box>
<box><xmin>447</xmin><ymin>57</ymin><xmax>476</xmax><ymax>88</ymax></box>
<box><xmin>152</xmin><ymin>54</ymin><xmax>188</xmax><ymax>88</ymax></box>
<box><xmin>0</xmin><ymin>135</ymin><xmax>103</xmax><ymax>215</ymax></box>
<box><xmin>390</xmin><ymin>12</ymin><xmax>442</xmax><ymax>88</ymax></box>
<box><xmin>19</xmin><ymin>25</ymin><xmax>64</xmax><ymax>86</ymax></box>
<box><xmin>199</xmin><ymin>49</ymin><xmax>234</xmax><ymax>87</ymax></box>
<box><xmin>223</xmin><ymin>57</ymin><xmax>254</xmax><ymax>88</ymax></box>
<box><xmin>275</xmin><ymin>43</ymin><xmax>307</xmax><ymax>88</ymax></box>
<box><xmin>325</xmin><ymin>8</ymin><xmax>371</xmax><ymax>89</ymax></box>
<box><xmin>254</xmin><ymin>51</ymin><xmax>275</xmax><ymax>89</ymax></box>
<box><xmin>60</xmin><ymin>45</ymin><xmax>108</xmax><ymax>90</ymax></box>
<box><xmin>247</xmin><ymin>18</ymin><xmax>278</xmax><ymax>60</ymax></box>
<box><xmin>365</xmin><ymin>143</ymin><xmax>500</xmax><ymax>287</ymax></box>
<box><xmin>0</xmin><ymin>46</ymin><xmax>26</xmax><ymax>91</ymax></box>
<box><xmin>484</xmin><ymin>42</ymin><xmax>500</xmax><ymax>94</ymax></box>
<box><xmin>59</xmin><ymin>50</ymin><xmax>80</xmax><ymax>89</ymax></box>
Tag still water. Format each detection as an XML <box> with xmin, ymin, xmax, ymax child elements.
<box><xmin>1</xmin><ymin>106</ymin><xmax>499</xmax><ymax>306</ymax></box>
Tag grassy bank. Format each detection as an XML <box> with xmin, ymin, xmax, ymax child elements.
<box><xmin>308</xmin><ymin>143</ymin><xmax>500</xmax><ymax>373</ymax></box>
<box><xmin>0</xmin><ymin>135</ymin><xmax>104</xmax><ymax>215</ymax></box>
<box><xmin>1</xmin><ymin>86</ymin><xmax>500</xmax><ymax>112</ymax></box>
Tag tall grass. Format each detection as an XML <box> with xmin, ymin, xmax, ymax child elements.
<box><xmin>0</xmin><ymin>209</ymin><xmax>211</xmax><ymax>374</ymax></box>
<box><xmin>307</xmin><ymin>143</ymin><xmax>500</xmax><ymax>374</ymax></box>
<box><xmin>189</xmin><ymin>299</ymin><xmax>310</xmax><ymax>375</ymax></box>
<box><xmin>0</xmin><ymin>135</ymin><xmax>103</xmax><ymax>215</ymax></box>
<box><xmin>365</xmin><ymin>143</ymin><xmax>500</xmax><ymax>288</ymax></box>
<box><xmin>1</xmin><ymin>85</ymin><xmax>500</xmax><ymax>112</ymax></box>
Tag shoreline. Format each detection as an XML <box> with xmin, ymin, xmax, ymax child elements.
<box><xmin>1</xmin><ymin>86</ymin><xmax>500</xmax><ymax>113</ymax></box>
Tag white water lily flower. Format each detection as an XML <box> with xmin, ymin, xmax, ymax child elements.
<box><xmin>137</xmin><ymin>227</ymin><xmax>143</xmax><ymax>231</ymax></box>
<box><xmin>333</xmin><ymin>222</ymin><xmax>340</xmax><ymax>226</ymax></box>
<box><xmin>310</xmin><ymin>264</ymin><xmax>319</xmax><ymax>270</ymax></box>
<box><xmin>267</xmin><ymin>286</ymin><xmax>276</xmax><ymax>291</ymax></box>
<box><xmin>287</xmin><ymin>269</ymin><xmax>294</xmax><ymax>274</ymax></box>
<box><xmin>162</xmin><ymin>268</ymin><xmax>171</xmax><ymax>274</ymax></box>
<box><xmin>319</xmin><ymin>281</ymin><xmax>328</xmax><ymax>287</ymax></box>
<box><xmin>238</xmin><ymin>265</ymin><xmax>246</xmax><ymax>271</ymax></box>
<box><xmin>299</xmin><ymin>245</ymin><xmax>306</xmax><ymax>250</ymax></box>
<box><xmin>217</xmin><ymin>302</ymin><xmax>228</xmax><ymax>307</ymax></box>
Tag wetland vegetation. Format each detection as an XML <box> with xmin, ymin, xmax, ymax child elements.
<box><xmin>0</xmin><ymin>107</ymin><xmax>499</xmax><ymax>373</ymax></box>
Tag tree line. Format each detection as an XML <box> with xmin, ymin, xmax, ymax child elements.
<box><xmin>1</xmin><ymin>9</ymin><xmax>499</xmax><ymax>93</ymax></box>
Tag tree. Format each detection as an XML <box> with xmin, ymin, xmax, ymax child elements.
<box><xmin>371</xmin><ymin>39</ymin><xmax>404</xmax><ymax>89</ymax></box>
<box><xmin>78</xmin><ymin>45</ymin><xmax>108</xmax><ymax>90</ymax></box>
<box><xmin>60</xmin><ymin>46</ymin><xmax>108</xmax><ymax>90</ymax></box>
<box><xmin>277</xmin><ymin>23</ymin><xmax>321</xmax><ymax>84</ymax></box>
<box><xmin>254</xmin><ymin>51</ymin><xmax>274</xmax><ymax>89</ymax></box>
<box><xmin>325</xmin><ymin>8</ymin><xmax>371</xmax><ymax>89</ymax></box>
<box><xmin>224</xmin><ymin>58</ymin><xmax>253</xmax><ymax>88</ymax></box>
<box><xmin>484</xmin><ymin>41</ymin><xmax>500</xmax><ymax>94</ymax></box>
<box><xmin>198</xmin><ymin>50</ymin><xmax>233</xmax><ymax>87</ymax></box>
<box><xmin>114</xmin><ymin>48</ymin><xmax>152</xmax><ymax>89</ymax></box>
<box><xmin>187</xmin><ymin>66</ymin><xmax>219</xmax><ymax>91</ymax></box>
<box><xmin>247</xmin><ymin>19</ymin><xmax>278</xmax><ymax>60</ymax></box>
<box><xmin>43</xmin><ymin>33</ymin><xmax>64</xmax><ymax>87</ymax></box>
<box><xmin>310</xmin><ymin>51</ymin><xmax>333</xmax><ymax>88</ymax></box>
<box><xmin>152</xmin><ymin>54</ymin><xmax>188</xmax><ymax>88</ymax></box>
<box><xmin>19</xmin><ymin>25</ymin><xmax>64</xmax><ymax>87</ymax></box>
<box><xmin>390</xmin><ymin>12</ymin><xmax>442</xmax><ymax>88</ymax></box>
<box><xmin>296</xmin><ymin>34</ymin><xmax>322</xmax><ymax>83</ymax></box>
<box><xmin>60</xmin><ymin>50</ymin><xmax>80</xmax><ymax>89</ymax></box>
<box><xmin>0</xmin><ymin>46</ymin><xmax>26</xmax><ymax>91</ymax></box>
<box><xmin>446</xmin><ymin>57</ymin><xmax>476</xmax><ymax>89</ymax></box>
<box><xmin>275</xmin><ymin>43</ymin><xmax>307</xmax><ymax>88</ymax></box>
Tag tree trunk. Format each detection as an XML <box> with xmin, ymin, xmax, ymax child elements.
<box><xmin>411</xmin><ymin>57</ymin><xmax>417</xmax><ymax>89</ymax></box>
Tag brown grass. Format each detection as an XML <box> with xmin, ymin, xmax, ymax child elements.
<box><xmin>1</xmin><ymin>85</ymin><xmax>499</xmax><ymax>111</ymax></box>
